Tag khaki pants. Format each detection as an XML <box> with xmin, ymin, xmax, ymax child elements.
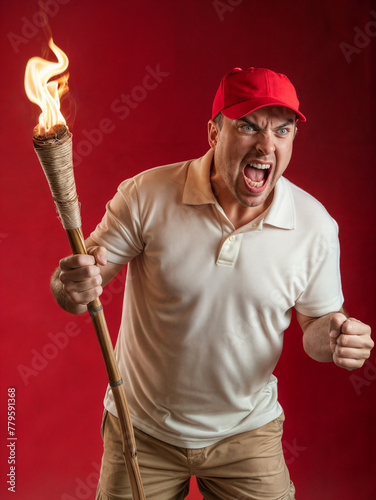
<box><xmin>96</xmin><ymin>411</ymin><xmax>295</xmax><ymax>500</ymax></box>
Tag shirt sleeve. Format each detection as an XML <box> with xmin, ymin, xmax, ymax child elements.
<box><xmin>294</xmin><ymin>218</ymin><xmax>344</xmax><ymax>317</ymax></box>
<box><xmin>90</xmin><ymin>179</ymin><xmax>144</xmax><ymax>264</ymax></box>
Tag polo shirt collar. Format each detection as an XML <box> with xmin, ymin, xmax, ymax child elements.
<box><xmin>183</xmin><ymin>150</ymin><xmax>296</xmax><ymax>230</ymax></box>
<box><xmin>264</xmin><ymin>177</ymin><xmax>296</xmax><ymax>230</ymax></box>
<box><xmin>182</xmin><ymin>149</ymin><xmax>216</xmax><ymax>205</ymax></box>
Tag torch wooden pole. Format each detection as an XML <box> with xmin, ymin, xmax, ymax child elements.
<box><xmin>66</xmin><ymin>227</ymin><xmax>145</xmax><ymax>499</ymax></box>
<box><xmin>33</xmin><ymin>125</ymin><xmax>145</xmax><ymax>500</ymax></box>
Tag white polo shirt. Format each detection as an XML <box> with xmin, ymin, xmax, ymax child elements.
<box><xmin>91</xmin><ymin>149</ymin><xmax>343</xmax><ymax>448</ymax></box>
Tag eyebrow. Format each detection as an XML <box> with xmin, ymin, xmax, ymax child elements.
<box><xmin>237</xmin><ymin>117</ymin><xmax>295</xmax><ymax>129</ymax></box>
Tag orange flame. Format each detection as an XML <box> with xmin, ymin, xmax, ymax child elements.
<box><xmin>25</xmin><ymin>38</ymin><xmax>69</xmax><ymax>134</ymax></box>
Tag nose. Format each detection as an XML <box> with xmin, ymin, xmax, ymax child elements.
<box><xmin>255</xmin><ymin>132</ymin><xmax>275</xmax><ymax>155</ymax></box>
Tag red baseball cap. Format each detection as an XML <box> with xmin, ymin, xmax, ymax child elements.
<box><xmin>212</xmin><ymin>67</ymin><xmax>306</xmax><ymax>122</ymax></box>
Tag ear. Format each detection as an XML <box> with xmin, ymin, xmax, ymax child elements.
<box><xmin>293</xmin><ymin>125</ymin><xmax>298</xmax><ymax>140</ymax></box>
<box><xmin>208</xmin><ymin>120</ymin><xmax>220</xmax><ymax>150</ymax></box>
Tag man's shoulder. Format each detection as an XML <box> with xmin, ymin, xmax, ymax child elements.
<box><xmin>134</xmin><ymin>158</ymin><xmax>192</xmax><ymax>183</ymax></box>
<box><xmin>115</xmin><ymin>158</ymin><xmax>202</xmax><ymax>212</ymax></box>
<box><xmin>116</xmin><ymin>158</ymin><xmax>192</xmax><ymax>195</ymax></box>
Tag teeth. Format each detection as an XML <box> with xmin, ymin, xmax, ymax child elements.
<box><xmin>244</xmin><ymin>162</ymin><xmax>270</xmax><ymax>188</ymax></box>
<box><xmin>245</xmin><ymin>177</ymin><xmax>264</xmax><ymax>188</ymax></box>
<box><xmin>248</xmin><ymin>162</ymin><xmax>270</xmax><ymax>170</ymax></box>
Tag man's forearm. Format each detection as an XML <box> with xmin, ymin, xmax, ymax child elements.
<box><xmin>302</xmin><ymin>313</ymin><xmax>335</xmax><ymax>362</ymax></box>
<box><xmin>300</xmin><ymin>308</ymin><xmax>348</xmax><ymax>363</ymax></box>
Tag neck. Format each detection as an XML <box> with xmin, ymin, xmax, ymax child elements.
<box><xmin>210</xmin><ymin>171</ymin><xmax>273</xmax><ymax>229</ymax></box>
<box><xmin>220</xmin><ymin>195</ymin><xmax>272</xmax><ymax>229</ymax></box>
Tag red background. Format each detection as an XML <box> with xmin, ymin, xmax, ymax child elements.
<box><xmin>1</xmin><ymin>1</ymin><xmax>375</xmax><ymax>499</ymax></box>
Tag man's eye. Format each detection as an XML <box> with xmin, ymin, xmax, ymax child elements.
<box><xmin>277</xmin><ymin>128</ymin><xmax>289</xmax><ymax>135</ymax></box>
<box><xmin>242</xmin><ymin>125</ymin><xmax>255</xmax><ymax>131</ymax></box>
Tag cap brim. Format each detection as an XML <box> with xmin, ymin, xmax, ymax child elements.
<box><xmin>219</xmin><ymin>97</ymin><xmax>306</xmax><ymax>122</ymax></box>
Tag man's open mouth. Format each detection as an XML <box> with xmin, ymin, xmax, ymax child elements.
<box><xmin>243</xmin><ymin>162</ymin><xmax>271</xmax><ymax>190</ymax></box>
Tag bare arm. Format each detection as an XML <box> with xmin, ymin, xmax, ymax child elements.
<box><xmin>297</xmin><ymin>308</ymin><xmax>373</xmax><ymax>371</ymax></box>
<box><xmin>51</xmin><ymin>236</ymin><xmax>124</xmax><ymax>315</ymax></box>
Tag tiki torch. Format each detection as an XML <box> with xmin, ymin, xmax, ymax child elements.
<box><xmin>24</xmin><ymin>38</ymin><xmax>145</xmax><ymax>500</ymax></box>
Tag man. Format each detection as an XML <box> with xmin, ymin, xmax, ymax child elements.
<box><xmin>51</xmin><ymin>67</ymin><xmax>373</xmax><ymax>500</ymax></box>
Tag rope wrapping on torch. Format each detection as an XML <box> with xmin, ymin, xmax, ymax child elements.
<box><xmin>33</xmin><ymin>124</ymin><xmax>81</xmax><ymax>230</ymax></box>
